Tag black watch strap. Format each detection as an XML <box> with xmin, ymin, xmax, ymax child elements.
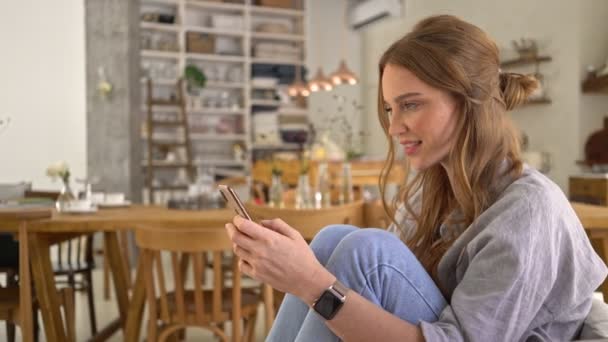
<box><xmin>312</xmin><ymin>280</ymin><xmax>349</xmax><ymax>320</ymax></box>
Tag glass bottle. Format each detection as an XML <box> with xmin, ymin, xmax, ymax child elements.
<box><xmin>295</xmin><ymin>173</ymin><xmax>312</xmax><ymax>209</ymax></box>
<box><xmin>339</xmin><ymin>162</ymin><xmax>354</xmax><ymax>204</ymax></box>
<box><xmin>269</xmin><ymin>173</ymin><xmax>284</xmax><ymax>208</ymax></box>
<box><xmin>315</xmin><ymin>162</ymin><xmax>331</xmax><ymax>208</ymax></box>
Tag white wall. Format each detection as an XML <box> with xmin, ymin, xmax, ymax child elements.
<box><xmin>579</xmin><ymin>0</ymin><xmax>608</xmax><ymax>155</ymax></box>
<box><xmin>0</xmin><ymin>1</ymin><xmax>86</xmax><ymax>190</ymax></box>
<box><xmin>359</xmin><ymin>0</ymin><xmax>608</xmax><ymax>191</ymax></box>
<box><xmin>306</xmin><ymin>0</ymin><xmax>364</xmax><ymax>155</ymax></box>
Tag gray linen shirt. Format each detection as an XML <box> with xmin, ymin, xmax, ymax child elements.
<box><xmin>388</xmin><ymin>166</ymin><xmax>608</xmax><ymax>341</ymax></box>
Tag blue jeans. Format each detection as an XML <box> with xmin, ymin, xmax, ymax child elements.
<box><xmin>266</xmin><ymin>225</ymin><xmax>447</xmax><ymax>342</ymax></box>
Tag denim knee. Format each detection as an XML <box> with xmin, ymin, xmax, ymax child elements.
<box><xmin>309</xmin><ymin>224</ymin><xmax>359</xmax><ymax>266</ymax></box>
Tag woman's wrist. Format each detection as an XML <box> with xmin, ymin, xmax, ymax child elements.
<box><xmin>298</xmin><ymin>266</ymin><xmax>336</xmax><ymax>306</ymax></box>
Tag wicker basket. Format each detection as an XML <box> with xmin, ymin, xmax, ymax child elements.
<box><xmin>186</xmin><ymin>32</ymin><xmax>215</xmax><ymax>54</ymax></box>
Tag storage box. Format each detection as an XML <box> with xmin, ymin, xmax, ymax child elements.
<box><xmin>186</xmin><ymin>32</ymin><xmax>215</xmax><ymax>54</ymax></box>
<box><xmin>256</xmin><ymin>0</ymin><xmax>295</xmax><ymax>9</ymax></box>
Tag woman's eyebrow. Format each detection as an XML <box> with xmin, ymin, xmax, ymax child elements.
<box><xmin>393</xmin><ymin>92</ymin><xmax>422</xmax><ymax>102</ymax></box>
<box><xmin>383</xmin><ymin>92</ymin><xmax>422</xmax><ymax>105</ymax></box>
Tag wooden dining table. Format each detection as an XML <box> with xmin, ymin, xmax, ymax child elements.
<box><xmin>1</xmin><ymin>202</ymin><xmax>608</xmax><ymax>341</ymax></box>
<box><xmin>0</xmin><ymin>205</ymin><xmax>236</xmax><ymax>342</ymax></box>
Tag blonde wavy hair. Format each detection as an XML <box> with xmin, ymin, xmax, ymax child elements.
<box><xmin>378</xmin><ymin>15</ymin><xmax>538</xmax><ymax>281</ymax></box>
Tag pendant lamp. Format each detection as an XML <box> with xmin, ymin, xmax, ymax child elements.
<box><xmin>288</xmin><ymin>64</ymin><xmax>310</xmax><ymax>97</ymax></box>
<box><xmin>330</xmin><ymin>3</ymin><xmax>359</xmax><ymax>86</ymax></box>
<box><xmin>308</xmin><ymin>68</ymin><xmax>334</xmax><ymax>92</ymax></box>
<box><xmin>330</xmin><ymin>60</ymin><xmax>358</xmax><ymax>85</ymax></box>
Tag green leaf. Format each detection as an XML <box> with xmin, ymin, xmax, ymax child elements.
<box><xmin>184</xmin><ymin>65</ymin><xmax>207</xmax><ymax>89</ymax></box>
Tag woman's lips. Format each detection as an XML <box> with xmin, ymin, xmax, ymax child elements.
<box><xmin>401</xmin><ymin>140</ymin><xmax>422</xmax><ymax>155</ymax></box>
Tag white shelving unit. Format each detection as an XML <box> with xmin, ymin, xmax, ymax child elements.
<box><xmin>140</xmin><ymin>0</ymin><xmax>308</xmax><ymax>201</ymax></box>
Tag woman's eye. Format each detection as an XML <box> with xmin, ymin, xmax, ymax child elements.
<box><xmin>401</xmin><ymin>102</ymin><xmax>419</xmax><ymax>111</ymax></box>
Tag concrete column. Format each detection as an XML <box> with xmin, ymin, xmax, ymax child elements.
<box><xmin>85</xmin><ymin>0</ymin><xmax>142</xmax><ymax>202</ymax></box>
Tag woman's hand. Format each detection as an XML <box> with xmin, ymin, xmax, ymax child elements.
<box><xmin>225</xmin><ymin>216</ymin><xmax>335</xmax><ymax>305</ymax></box>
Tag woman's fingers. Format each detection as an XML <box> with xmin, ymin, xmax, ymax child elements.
<box><xmin>233</xmin><ymin>243</ymin><xmax>253</xmax><ymax>260</ymax></box>
<box><xmin>234</xmin><ymin>215</ymin><xmax>272</xmax><ymax>240</ymax></box>
<box><xmin>227</xmin><ymin>222</ymin><xmax>258</xmax><ymax>251</ymax></box>
<box><xmin>260</xmin><ymin>218</ymin><xmax>298</xmax><ymax>239</ymax></box>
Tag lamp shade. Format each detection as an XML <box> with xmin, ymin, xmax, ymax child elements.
<box><xmin>308</xmin><ymin>68</ymin><xmax>334</xmax><ymax>92</ymax></box>
<box><xmin>330</xmin><ymin>60</ymin><xmax>358</xmax><ymax>86</ymax></box>
<box><xmin>287</xmin><ymin>80</ymin><xmax>310</xmax><ymax>97</ymax></box>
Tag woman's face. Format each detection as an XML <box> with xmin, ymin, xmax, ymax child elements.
<box><xmin>382</xmin><ymin>63</ymin><xmax>459</xmax><ymax>171</ymax></box>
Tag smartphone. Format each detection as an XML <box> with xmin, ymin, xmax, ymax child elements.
<box><xmin>218</xmin><ymin>184</ymin><xmax>252</xmax><ymax>220</ymax></box>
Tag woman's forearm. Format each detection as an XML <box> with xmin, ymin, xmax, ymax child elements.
<box><xmin>298</xmin><ymin>267</ymin><xmax>425</xmax><ymax>342</ymax></box>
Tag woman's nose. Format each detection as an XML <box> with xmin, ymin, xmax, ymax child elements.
<box><xmin>388</xmin><ymin>117</ymin><xmax>406</xmax><ymax>137</ymax></box>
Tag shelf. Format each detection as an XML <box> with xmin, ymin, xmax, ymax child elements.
<box><xmin>185</xmin><ymin>53</ymin><xmax>245</xmax><ymax>63</ymax></box>
<box><xmin>251</xmin><ymin>57</ymin><xmax>304</xmax><ymax>66</ymax></box>
<box><xmin>150</xmin><ymin>140</ymin><xmax>186</xmax><ymax>147</ymax></box>
<box><xmin>141</xmin><ymin>50</ymin><xmax>180</xmax><ymax>59</ymax></box>
<box><xmin>205</xmin><ymin>81</ymin><xmax>245</xmax><ymax>89</ymax></box>
<box><xmin>194</xmin><ymin>159</ymin><xmax>247</xmax><ymax>167</ymax></box>
<box><xmin>252</xmin><ymin>143</ymin><xmax>301</xmax><ymax>150</ymax></box>
<box><xmin>140</xmin><ymin>78</ymin><xmax>178</xmax><ymax>86</ymax></box>
<box><xmin>144</xmin><ymin>161</ymin><xmax>191</xmax><ymax>168</ymax></box>
<box><xmin>150</xmin><ymin>185</ymin><xmax>189</xmax><ymax>191</ymax></box>
<box><xmin>185</xmin><ymin>0</ymin><xmax>246</xmax><ymax>12</ymax></box>
<box><xmin>140</xmin><ymin>22</ymin><xmax>180</xmax><ymax>32</ymax></box>
<box><xmin>250</xmin><ymin>5</ymin><xmax>305</xmax><ymax>17</ymax></box>
<box><xmin>278</xmin><ymin>108</ymin><xmax>308</xmax><ymax>116</ymax></box>
<box><xmin>251</xmin><ymin>99</ymin><xmax>281</xmax><ymax>106</ymax></box>
<box><xmin>141</xmin><ymin>0</ymin><xmax>178</xmax><ymax>5</ymax></box>
<box><xmin>251</xmin><ymin>83</ymin><xmax>278</xmax><ymax>90</ymax></box>
<box><xmin>149</xmin><ymin>121</ymin><xmax>184</xmax><ymax>127</ymax></box>
<box><xmin>183</xmin><ymin>25</ymin><xmax>245</xmax><ymax>37</ymax></box>
<box><xmin>500</xmin><ymin>55</ymin><xmax>552</xmax><ymax>68</ymax></box>
<box><xmin>150</xmin><ymin>99</ymin><xmax>181</xmax><ymax>106</ymax></box>
<box><xmin>582</xmin><ymin>74</ymin><xmax>608</xmax><ymax>93</ymax></box>
<box><xmin>191</xmin><ymin>133</ymin><xmax>247</xmax><ymax>141</ymax></box>
<box><xmin>251</xmin><ymin>32</ymin><xmax>305</xmax><ymax>42</ymax></box>
<box><xmin>188</xmin><ymin>108</ymin><xmax>245</xmax><ymax>115</ymax></box>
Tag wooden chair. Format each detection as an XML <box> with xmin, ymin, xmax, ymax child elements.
<box><xmin>24</xmin><ymin>190</ymin><xmax>99</xmax><ymax>336</ymax></box>
<box><xmin>0</xmin><ymin>286</ymin><xmax>75</xmax><ymax>342</ymax></box>
<box><xmin>134</xmin><ymin>225</ymin><xmax>262</xmax><ymax>342</ymax></box>
<box><xmin>53</xmin><ymin>234</ymin><xmax>98</xmax><ymax>335</ymax></box>
<box><xmin>246</xmin><ymin>200</ymin><xmax>366</xmax><ymax>240</ymax></box>
<box><xmin>363</xmin><ymin>199</ymin><xmax>393</xmax><ymax>229</ymax></box>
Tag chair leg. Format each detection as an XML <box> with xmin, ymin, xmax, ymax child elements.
<box><xmin>61</xmin><ymin>287</ymin><xmax>76</xmax><ymax>342</ymax></box>
<box><xmin>6</xmin><ymin>320</ymin><xmax>15</xmax><ymax>342</ymax></box>
<box><xmin>245</xmin><ymin>312</ymin><xmax>258</xmax><ymax>342</ymax></box>
<box><xmin>103</xmin><ymin>249</ymin><xmax>111</xmax><ymax>300</ymax></box>
<box><xmin>85</xmin><ymin>270</ymin><xmax>98</xmax><ymax>335</ymax></box>
<box><xmin>33</xmin><ymin>304</ymin><xmax>40</xmax><ymax>342</ymax></box>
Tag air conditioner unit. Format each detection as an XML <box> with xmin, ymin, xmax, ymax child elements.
<box><xmin>349</xmin><ymin>0</ymin><xmax>403</xmax><ymax>30</ymax></box>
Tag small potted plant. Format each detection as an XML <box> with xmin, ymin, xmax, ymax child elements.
<box><xmin>184</xmin><ymin>64</ymin><xmax>207</xmax><ymax>95</ymax></box>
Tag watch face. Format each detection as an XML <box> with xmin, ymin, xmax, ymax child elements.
<box><xmin>314</xmin><ymin>290</ymin><xmax>344</xmax><ymax>320</ymax></box>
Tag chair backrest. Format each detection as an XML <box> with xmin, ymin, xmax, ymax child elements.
<box><xmin>246</xmin><ymin>200</ymin><xmax>365</xmax><ymax>240</ymax></box>
<box><xmin>134</xmin><ymin>226</ymin><xmax>244</xmax><ymax>341</ymax></box>
<box><xmin>55</xmin><ymin>234</ymin><xmax>95</xmax><ymax>270</ymax></box>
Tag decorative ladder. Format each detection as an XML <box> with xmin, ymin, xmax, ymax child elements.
<box><xmin>145</xmin><ymin>79</ymin><xmax>195</xmax><ymax>204</ymax></box>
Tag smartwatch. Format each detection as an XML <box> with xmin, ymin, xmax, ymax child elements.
<box><xmin>312</xmin><ymin>280</ymin><xmax>349</xmax><ymax>320</ymax></box>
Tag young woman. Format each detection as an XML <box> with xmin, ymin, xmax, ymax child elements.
<box><xmin>225</xmin><ymin>15</ymin><xmax>607</xmax><ymax>341</ymax></box>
